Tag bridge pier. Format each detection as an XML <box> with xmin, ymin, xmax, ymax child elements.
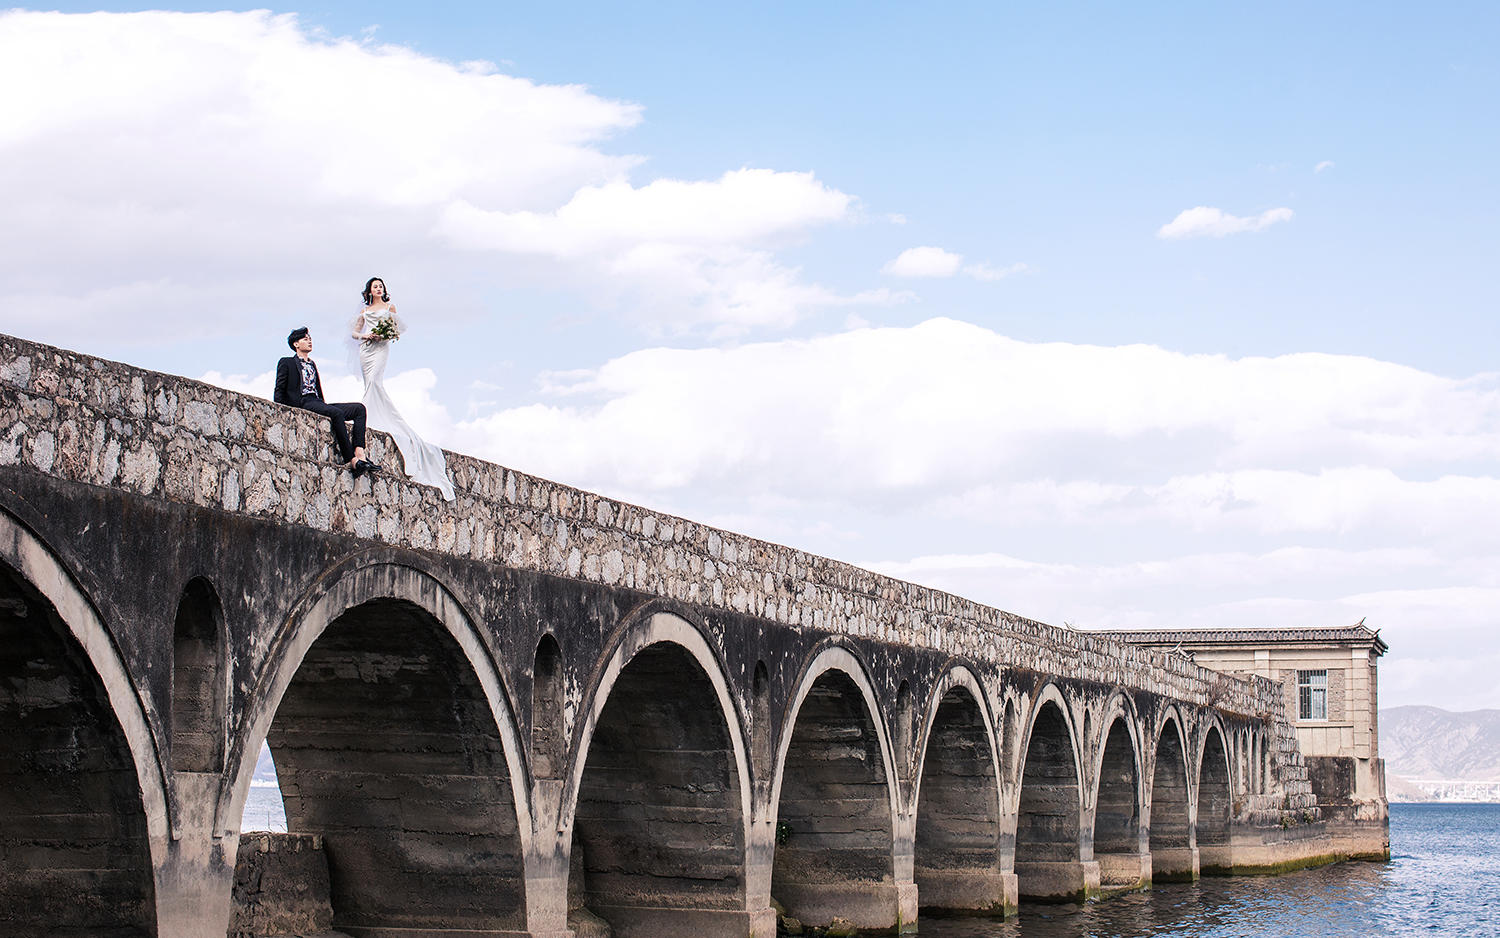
<box><xmin>523</xmin><ymin>779</ymin><xmax>572</xmax><ymax>938</ymax></box>
<box><xmin>1197</xmin><ymin>842</ymin><xmax>1234</xmax><ymax>873</ymax></box>
<box><xmin>154</xmin><ymin>773</ymin><xmax>238</xmax><ymax>937</ymax></box>
<box><xmin>1013</xmin><ymin>859</ymin><xmax>1102</xmax><ymax>903</ymax></box>
<box><xmin>1094</xmin><ymin>849</ymin><xmax>1151</xmax><ymax>891</ymax></box>
<box><xmin>1149</xmin><ymin>845</ymin><xmax>1200</xmax><ymax>883</ymax></box>
<box><xmin>772</xmin><ymin>881</ymin><xmax>918</xmax><ymax>933</ymax></box>
<box><xmin>587</xmin><ymin>906</ymin><xmax>778</xmax><ymax>938</ymax></box>
<box><xmin>912</xmin><ymin>866</ymin><xmax>1015</xmax><ymax>913</ymax></box>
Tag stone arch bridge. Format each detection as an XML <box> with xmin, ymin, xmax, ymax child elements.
<box><xmin>0</xmin><ymin>334</ymin><xmax>1367</xmax><ymax>937</ymax></box>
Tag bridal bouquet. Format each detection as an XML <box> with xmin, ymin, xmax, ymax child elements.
<box><xmin>370</xmin><ymin>317</ymin><xmax>400</xmax><ymax>341</ymax></box>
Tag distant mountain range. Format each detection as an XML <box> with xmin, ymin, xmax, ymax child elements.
<box><xmin>1381</xmin><ymin>706</ymin><xmax>1500</xmax><ymax>801</ymax></box>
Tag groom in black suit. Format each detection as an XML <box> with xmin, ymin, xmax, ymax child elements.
<box><xmin>274</xmin><ymin>327</ymin><xmax>380</xmax><ymax>477</ymax></box>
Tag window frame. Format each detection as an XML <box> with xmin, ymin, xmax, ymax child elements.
<box><xmin>1297</xmin><ymin>669</ymin><xmax>1329</xmax><ymax>721</ymax></box>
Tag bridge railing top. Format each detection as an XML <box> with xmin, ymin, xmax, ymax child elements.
<box><xmin>0</xmin><ymin>332</ymin><xmax>1284</xmax><ymax>717</ymax></box>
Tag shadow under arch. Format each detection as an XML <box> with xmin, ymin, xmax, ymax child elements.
<box><xmin>911</xmin><ymin>664</ymin><xmax>1006</xmax><ymax>914</ymax></box>
<box><xmin>227</xmin><ymin>558</ymin><xmax>532</xmax><ymax>935</ymax></box>
<box><xmin>531</xmin><ymin>632</ymin><xmax>565</xmax><ymax>780</ymax></box>
<box><xmin>1149</xmin><ymin>710</ymin><xmax>1194</xmax><ymax>882</ymax></box>
<box><xmin>1091</xmin><ymin>692</ymin><xmax>1145</xmax><ymax>889</ymax></box>
<box><xmin>769</xmin><ymin>644</ymin><xmax>902</xmax><ymax>931</ymax></box>
<box><xmin>1014</xmin><ymin>683</ymin><xmax>1089</xmax><ymax>901</ymax></box>
<box><xmin>0</xmin><ymin>508</ymin><xmax>166</xmax><ymax>935</ymax></box>
<box><xmin>562</xmin><ymin>608</ymin><xmax>756</xmax><ymax>937</ymax></box>
<box><xmin>1196</xmin><ymin>719</ymin><xmax>1233</xmax><ymax>871</ymax></box>
<box><xmin>171</xmin><ymin>575</ymin><xmax>227</xmax><ymax>775</ymax></box>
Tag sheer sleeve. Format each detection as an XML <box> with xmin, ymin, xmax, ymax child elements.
<box><xmin>390</xmin><ymin>305</ymin><xmax>407</xmax><ymax>336</ymax></box>
<box><xmin>350</xmin><ymin>311</ymin><xmax>366</xmax><ymax>340</ymax></box>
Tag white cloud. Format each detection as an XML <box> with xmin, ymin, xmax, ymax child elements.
<box><xmin>1315</xmin><ymin>160</ymin><xmax>1336</xmax><ymax>173</ymax></box>
<box><xmin>199</xmin><ymin>369</ymin><xmax>277</xmax><ymax>401</ymax></box>
<box><xmin>863</xmin><ymin>548</ymin><xmax>1500</xmax><ymax>709</ymax></box>
<box><xmin>882</xmin><ymin>246</ymin><xmax>964</xmax><ymax>278</ymax></box>
<box><xmin>938</xmin><ymin>470</ymin><xmax>1500</xmax><ymax>548</ymax></box>
<box><xmin>1157</xmin><ymin>206</ymin><xmax>1294</xmax><ymax>239</ymax></box>
<box><xmin>438</xmin><ymin>168</ymin><xmax>879</xmax><ymax>332</ymax></box>
<box><xmin>452</xmin><ymin>317</ymin><xmax>1500</xmax><ymax>517</ymax></box>
<box><xmin>963</xmin><ymin>261</ymin><xmax>1030</xmax><ymax>281</ymax></box>
<box><xmin>882</xmin><ymin>248</ymin><xmax>1028</xmax><ymax>283</ymax></box>
<box><xmin>0</xmin><ymin>10</ymin><xmax>880</xmax><ymax>339</ymax></box>
<box><xmin>439</xmin><ymin>169</ymin><xmax>852</xmax><ymax>255</ymax></box>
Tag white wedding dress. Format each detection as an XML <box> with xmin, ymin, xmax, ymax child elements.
<box><xmin>356</xmin><ymin>307</ymin><xmax>456</xmax><ymax>501</ymax></box>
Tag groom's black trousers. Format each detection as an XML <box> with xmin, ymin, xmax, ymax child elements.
<box><xmin>299</xmin><ymin>399</ymin><xmax>366</xmax><ymax>463</ymax></box>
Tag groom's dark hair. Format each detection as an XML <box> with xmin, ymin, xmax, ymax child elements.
<box><xmin>287</xmin><ymin>326</ymin><xmax>310</xmax><ymax>349</ymax></box>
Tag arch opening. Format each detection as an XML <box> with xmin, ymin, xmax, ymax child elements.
<box><xmin>894</xmin><ymin>680</ymin><xmax>914</xmax><ymax>778</ymax></box>
<box><xmin>531</xmin><ymin>634</ymin><xmax>564</xmax><ymax>780</ymax></box>
<box><xmin>1149</xmin><ymin>722</ymin><xmax>1194</xmax><ymax>882</ymax></box>
<box><xmin>752</xmin><ymin>660</ymin><xmax>772</xmax><ymax>775</ymax></box>
<box><xmin>1014</xmin><ymin>699</ymin><xmax>1085</xmax><ymax>901</ymax></box>
<box><xmin>1092</xmin><ymin>717</ymin><xmax>1143</xmax><ymax>888</ymax></box>
<box><xmin>772</xmin><ymin>668</ymin><xmax>894</xmax><ymax>926</ymax></box>
<box><xmin>1001</xmin><ymin>700</ymin><xmax>1019</xmax><ymax>784</ymax></box>
<box><xmin>1197</xmin><ymin>727</ymin><xmax>1232</xmax><ymax>870</ymax></box>
<box><xmin>256</xmin><ymin>597</ymin><xmax>524</xmax><ymax>934</ymax></box>
<box><xmin>571</xmin><ymin>641</ymin><xmax>746</xmax><ymax>934</ymax></box>
<box><xmin>914</xmin><ymin>686</ymin><xmax>1003</xmax><ymax>912</ymax></box>
<box><xmin>171</xmin><ymin>577</ymin><xmax>224</xmax><ymax>774</ymax></box>
<box><xmin>1248</xmin><ymin>732</ymin><xmax>1260</xmax><ymax>793</ymax></box>
<box><xmin>0</xmin><ymin>561</ymin><xmax>156</xmax><ymax>935</ymax></box>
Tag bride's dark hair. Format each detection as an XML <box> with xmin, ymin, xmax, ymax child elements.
<box><xmin>362</xmin><ymin>277</ymin><xmax>390</xmax><ymax>306</ymax></box>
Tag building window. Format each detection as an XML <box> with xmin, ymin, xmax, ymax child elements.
<box><xmin>1298</xmin><ymin>670</ymin><xmax>1328</xmax><ymax>721</ymax></box>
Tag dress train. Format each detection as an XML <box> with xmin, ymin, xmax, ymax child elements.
<box><xmin>357</xmin><ymin>312</ymin><xmax>455</xmax><ymax>501</ymax></box>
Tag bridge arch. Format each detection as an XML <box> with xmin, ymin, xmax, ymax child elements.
<box><xmin>911</xmin><ymin>664</ymin><xmax>1004</xmax><ymax>912</ymax></box>
<box><xmin>999</xmin><ymin>693</ymin><xmax>1023</xmax><ymax>787</ymax></box>
<box><xmin>1149</xmin><ymin>709</ymin><xmax>1194</xmax><ymax>881</ymax></box>
<box><xmin>564</xmin><ymin>607</ymin><xmax>753</xmax><ymax>935</ymax></box>
<box><xmin>229</xmin><ymin>558</ymin><xmax>531</xmax><ymax>934</ymax></box>
<box><xmin>1014</xmin><ymin>682</ymin><xmax>1088</xmax><ymax>900</ymax></box>
<box><xmin>531</xmin><ymin>632</ymin><xmax>565</xmax><ymax>780</ymax></box>
<box><xmin>1091</xmin><ymin>692</ymin><xmax>1145</xmax><ymax>888</ymax></box>
<box><xmin>170</xmin><ymin>575</ymin><xmax>227</xmax><ymax>775</ymax></box>
<box><xmin>0</xmin><ymin>508</ymin><xmax>165</xmax><ymax>935</ymax></box>
<box><xmin>771</xmin><ymin>643</ymin><xmax>900</xmax><ymax>929</ymax></box>
<box><xmin>1196</xmin><ymin>719</ymin><xmax>1233</xmax><ymax>866</ymax></box>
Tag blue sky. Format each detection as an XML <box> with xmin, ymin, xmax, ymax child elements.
<box><xmin>3</xmin><ymin>4</ymin><xmax>1499</xmax><ymax>710</ymax></box>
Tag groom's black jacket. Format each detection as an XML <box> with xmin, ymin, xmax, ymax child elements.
<box><xmin>274</xmin><ymin>355</ymin><xmax>325</xmax><ymax>406</ymax></box>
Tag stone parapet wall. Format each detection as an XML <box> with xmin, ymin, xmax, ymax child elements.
<box><xmin>0</xmin><ymin>333</ymin><xmax>1286</xmax><ymax>720</ymax></box>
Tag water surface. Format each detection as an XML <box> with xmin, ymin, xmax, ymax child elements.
<box><xmin>920</xmin><ymin>803</ymin><xmax>1499</xmax><ymax>937</ymax></box>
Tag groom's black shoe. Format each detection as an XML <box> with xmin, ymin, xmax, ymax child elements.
<box><xmin>350</xmin><ymin>460</ymin><xmax>367</xmax><ymax>478</ymax></box>
<box><xmin>356</xmin><ymin>459</ymin><xmax>381</xmax><ymax>475</ymax></box>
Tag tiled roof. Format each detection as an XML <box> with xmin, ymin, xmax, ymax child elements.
<box><xmin>1096</xmin><ymin>622</ymin><xmax>1388</xmax><ymax>656</ymax></box>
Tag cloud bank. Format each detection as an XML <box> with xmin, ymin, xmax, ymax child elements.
<box><xmin>0</xmin><ymin>10</ymin><xmax>881</xmax><ymax>338</ymax></box>
<box><xmin>1158</xmin><ymin>206</ymin><xmax>1295</xmax><ymax>239</ymax></box>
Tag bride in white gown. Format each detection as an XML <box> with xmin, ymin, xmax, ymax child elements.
<box><xmin>351</xmin><ymin>277</ymin><xmax>456</xmax><ymax>501</ymax></box>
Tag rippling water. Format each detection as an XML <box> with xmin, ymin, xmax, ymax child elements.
<box><xmin>922</xmin><ymin>803</ymin><xmax>1500</xmax><ymax>938</ymax></box>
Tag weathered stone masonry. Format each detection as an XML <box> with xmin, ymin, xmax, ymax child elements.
<box><xmin>0</xmin><ymin>332</ymin><xmax>1376</xmax><ymax>938</ymax></box>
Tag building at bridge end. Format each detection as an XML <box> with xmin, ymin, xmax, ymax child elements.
<box><xmin>1107</xmin><ymin>624</ymin><xmax>1390</xmax><ymax>861</ymax></box>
